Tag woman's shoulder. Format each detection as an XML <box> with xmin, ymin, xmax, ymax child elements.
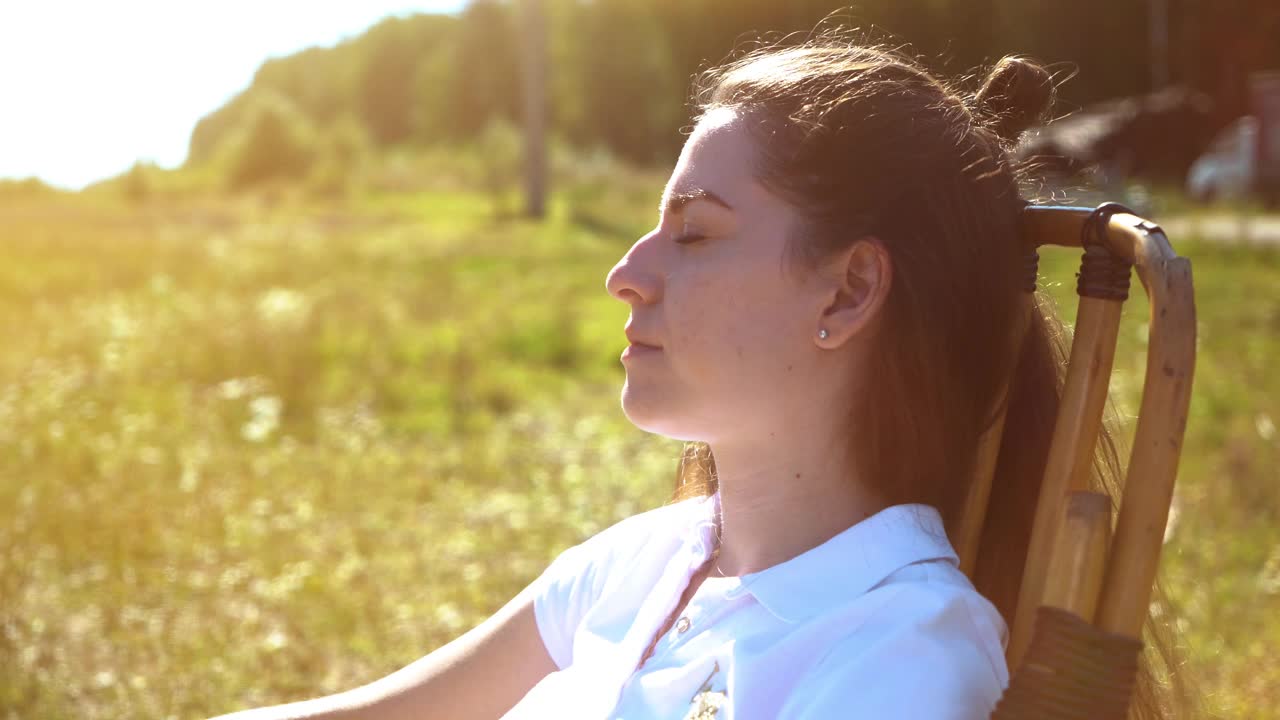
<box><xmin>781</xmin><ymin>561</ymin><xmax>1009</xmax><ymax>719</ymax></box>
<box><xmin>541</xmin><ymin>493</ymin><xmax>710</xmax><ymax>585</ymax></box>
<box><xmin>882</xmin><ymin>560</ymin><xmax>1008</xmax><ymax>671</ymax></box>
<box><xmin>579</xmin><ymin>493</ymin><xmax>710</xmax><ymax>551</ymax></box>
<box><xmin>530</xmin><ymin>494</ymin><xmax>711</xmax><ymax>669</ymax></box>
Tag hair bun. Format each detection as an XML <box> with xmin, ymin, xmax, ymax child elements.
<box><xmin>973</xmin><ymin>56</ymin><xmax>1054</xmax><ymax>143</ymax></box>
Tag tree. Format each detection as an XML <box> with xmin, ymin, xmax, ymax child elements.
<box><xmin>446</xmin><ymin>0</ymin><xmax>521</xmax><ymax>139</ymax></box>
<box><xmin>225</xmin><ymin>92</ymin><xmax>318</xmax><ymax>189</ymax></box>
<box><xmin>558</xmin><ymin>0</ymin><xmax>682</xmax><ymax>164</ymax></box>
<box><xmin>357</xmin><ymin>16</ymin><xmax>426</xmax><ymax>145</ymax></box>
<box><xmin>519</xmin><ymin>0</ymin><xmax>548</xmax><ymax>218</ymax></box>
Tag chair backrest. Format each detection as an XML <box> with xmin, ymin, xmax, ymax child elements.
<box><xmin>953</xmin><ymin>204</ymin><xmax>1197</xmax><ymax>719</ymax></box>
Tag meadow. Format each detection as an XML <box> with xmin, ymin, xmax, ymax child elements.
<box><xmin>1</xmin><ymin>176</ymin><xmax>1277</xmax><ymax>719</ymax></box>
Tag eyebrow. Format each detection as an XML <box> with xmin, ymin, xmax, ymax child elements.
<box><xmin>660</xmin><ymin>187</ymin><xmax>734</xmax><ymax>217</ymax></box>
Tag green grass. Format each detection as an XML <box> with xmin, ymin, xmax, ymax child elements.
<box><xmin>1</xmin><ymin>184</ymin><xmax>1277</xmax><ymax>718</ymax></box>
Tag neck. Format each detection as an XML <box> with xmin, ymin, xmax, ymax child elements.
<box><xmin>703</xmin><ymin>435</ymin><xmax>888</xmax><ymax>578</ymax></box>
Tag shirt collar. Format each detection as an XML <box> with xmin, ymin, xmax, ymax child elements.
<box><xmin>689</xmin><ymin>491</ymin><xmax>959</xmax><ymax>624</ymax></box>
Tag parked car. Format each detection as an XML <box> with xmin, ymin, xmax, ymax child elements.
<box><xmin>1185</xmin><ymin>71</ymin><xmax>1280</xmax><ymax>206</ymax></box>
<box><xmin>1016</xmin><ymin>86</ymin><xmax>1215</xmax><ymax>188</ymax></box>
<box><xmin>1186</xmin><ymin>116</ymin><xmax>1260</xmax><ymax>202</ymax></box>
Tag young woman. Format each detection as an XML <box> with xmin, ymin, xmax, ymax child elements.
<box><xmin>214</xmin><ymin>36</ymin><xmax>1187</xmax><ymax>720</ymax></box>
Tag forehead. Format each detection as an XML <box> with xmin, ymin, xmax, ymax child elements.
<box><xmin>663</xmin><ymin>107</ymin><xmax>760</xmax><ymax>206</ymax></box>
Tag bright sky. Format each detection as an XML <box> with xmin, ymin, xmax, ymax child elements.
<box><xmin>0</xmin><ymin>1</ymin><xmax>467</xmax><ymax>190</ymax></box>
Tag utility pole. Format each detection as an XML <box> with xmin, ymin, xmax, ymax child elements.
<box><xmin>1149</xmin><ymin>0</ymin><xmax>1170</xmax><ymax>89</ymax></box>
<box><xmin>519</xmin><ymin>0</ymin><xmax>548</xmax><ymax>219</ymax></box>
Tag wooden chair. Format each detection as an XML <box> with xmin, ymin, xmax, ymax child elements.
<box><xmin>953</xmin><ymin>204</ymin><xmax>1197</xmax><ymax>719</ymax></box>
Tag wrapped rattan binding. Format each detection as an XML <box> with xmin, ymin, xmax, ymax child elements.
<box><xmin>991</xmin><ymin>606</ymin><xmax>1143</xmax><ymax>720</ymax></box>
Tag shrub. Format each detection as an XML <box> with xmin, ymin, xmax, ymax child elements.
<box><xmin>306</xmin><ymin>115</ymin><xmax>372</xmax><ymax>199</ymax></box>
<box><xmin>223</xmin><ymin>92</ymin><xmax>320</xmax><ymax>190</ymax></box>
<box><xmin>476</xmin><ymin>117</ymin><xmax>522</xmax><ymax>218</ymax></box>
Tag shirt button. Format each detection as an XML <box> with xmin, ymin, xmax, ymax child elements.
<box><xmin>675</xmin><ymin>616</ymin><xmax>692</xmax><ymax>634</ymax></box>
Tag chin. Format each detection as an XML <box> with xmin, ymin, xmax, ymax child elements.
<box><xmin>619</xmin><ymin>381</ymin><xmax>670</xmax><ymax>430</ymax></box>
<box><xmin>618</xmin><ymin>383</ymin><xmax>662</xmax><ymax>430</ymax></box>
<box><xmin>619</xmin><ymin>383</ymin><xmax>702</xmax><ymax>441</ymax></box>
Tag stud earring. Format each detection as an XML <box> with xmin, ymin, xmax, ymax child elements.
<box><xmin>818</xmin><ymin>329</ymin><xmax>829</xmax><ymax>340</ymax></box>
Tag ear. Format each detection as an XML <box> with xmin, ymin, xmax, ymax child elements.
<box><xmin>815</xmin><ymin>237</ymin><xmax>892</xmax><ymax>348</ymax></box>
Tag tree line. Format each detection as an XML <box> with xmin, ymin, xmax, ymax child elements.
<box><xmin>185</xmin><ymin>0</ymin><xmax>1280</xmax><ymax>185</ymax></box>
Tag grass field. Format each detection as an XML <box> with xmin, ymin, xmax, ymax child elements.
<box><xmin>1</xmin><ymin>180</ymin><xmax>1277</xmax><ymax>719</ymax></box>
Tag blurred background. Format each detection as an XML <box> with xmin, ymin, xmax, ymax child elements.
<box><xmin>1</xmin><ymin>1</ymin><xmax>1277</xmax><ymax>718</ymax></box>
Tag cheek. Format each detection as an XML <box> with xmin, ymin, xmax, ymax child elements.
<box><xmin>668</xmin><ymin>266</ymin><xmax>797</xmax><ymax>378</ymax></box>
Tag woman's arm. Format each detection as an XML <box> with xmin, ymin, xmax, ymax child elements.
<box><xmin>210</xmin><ymin>580</ymin><xmax>557</xmax><ymax>720</ymax></box>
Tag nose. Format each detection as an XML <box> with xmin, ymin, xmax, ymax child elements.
<box><xmin>605</xmin><ymin>230</ymin><xmax>662</xmax><ymax>305</ymax></box>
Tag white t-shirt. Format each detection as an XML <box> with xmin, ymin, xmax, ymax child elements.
<box><xmin>502</xmin><ymin>491</ymin><xmax>1009</xmax><ymax>719</ymax></box>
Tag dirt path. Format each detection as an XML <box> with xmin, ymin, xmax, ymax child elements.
<box><xmin>1159</xmin><ymin>213</ymin><xmax>1280</xmax><ymax>246</ymax></box>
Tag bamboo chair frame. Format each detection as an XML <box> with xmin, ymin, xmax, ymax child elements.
<box><xmin>953</xmin><ymin>204</ymin><xmax>1196</xmax><ymax>719</ymax></box>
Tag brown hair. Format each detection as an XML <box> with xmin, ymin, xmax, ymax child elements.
<box><xmin>669</xmin><ymin>33</ymin><xmax>1194</xmax><ymax>719</ymax></box>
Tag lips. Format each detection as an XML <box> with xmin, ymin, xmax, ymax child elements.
<box><xmin>624</xmin><ymin>328</ymin><xmax>662</xmax><ymax>349</ymax></box>
<box><xmin>621</xmin><ymin>342</ymin><xmax>661</xmax><ymax>360</ymax></box>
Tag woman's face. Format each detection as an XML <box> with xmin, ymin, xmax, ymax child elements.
<box><xmin>605</xmin><ymin>108</ymin><xmax>831</xmax><ymax>443</ymax></box>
